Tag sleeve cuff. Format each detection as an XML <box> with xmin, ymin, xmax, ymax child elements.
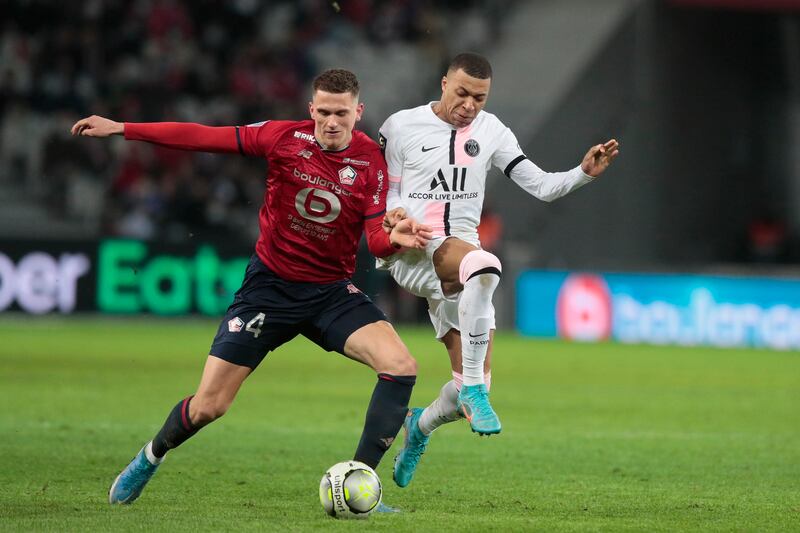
<box><xmin>575</xmin><ymin>165</ymin><xmax>595</xmax><ymax>182</ymax></box>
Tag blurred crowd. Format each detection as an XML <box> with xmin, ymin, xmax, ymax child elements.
<box><xmin>1</xmin><ymin>0</ymin><xmax>512</xmax><ymax>244</ymax></box>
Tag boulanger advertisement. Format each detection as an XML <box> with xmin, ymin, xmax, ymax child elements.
<box><xmin>517</xmin><ymin>271</ymin><xmax>800</xmax><ymax>350</ymax></box>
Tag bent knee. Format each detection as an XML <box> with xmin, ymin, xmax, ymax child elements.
<box><xmin>381</xmin><ymin>349</ymin><xmax>417</xmax><ymax>376</ymax></box>
<box><xmin>353</xmin><ymin>320</ymin><xmax>418</xmax><ymax>375</ymax></box>
<box><xmin>190</xmin><ymin>397</ymin><xmax>231</xmax><ymax>425</ymax></box>
<box><xmin>394</xmin><ymin>353</ymin><xmax>418</xmax><ymax>376</ymax></box>
<box><xmin>459</xmin><ymin>250</ymin><xmax>502</xmax><ymax>285</ymax></box>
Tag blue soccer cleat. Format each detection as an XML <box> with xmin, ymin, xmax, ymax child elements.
<box><xmin>392</xmin><ymin>408</ymin><xmax>430</xmax><ymax>488</ymax></box>
<box><xmin>374</xmin><ymin>501</ymin><xmax>401</xmax><ymax>513</ymax></box>
<box><xmin>108</xmin><ymin>443</ymin><xmax>161</xmax><ymax>504</ymax></box>
<box><xmin>457</xmin><ymin>384</ymin><xmax>501</xmax><ymax>435</ymax></box>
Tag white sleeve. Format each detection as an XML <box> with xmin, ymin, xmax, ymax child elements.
<box><xmin>378</xmin><ymin>115</ymin><xmax>405</xmax><ymax>211</ymax></box>
<box><xmin>492</xmin><ymin>127</ymin><xmax>593</xmax><ymax>203</ymax></box>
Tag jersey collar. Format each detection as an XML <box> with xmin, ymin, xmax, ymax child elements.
<box><xmin>316</xmin><ymin>139</ymin><xmax>350</xmax><ymax>152</ymax></box>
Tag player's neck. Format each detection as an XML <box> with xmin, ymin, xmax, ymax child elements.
<box><xmin>431</xmin><ymin>101</ymin><xmax>447</xmax><ymax>123</ymax></box>
<box><xmin>316</xmin><ymin>134</ymin><xmax>352</xmax><ymax>152</ymax></box>
<box><xmin>431</xmin><ymin>101</ymin><xmax>457</xmax><ymax>128</ymax></box>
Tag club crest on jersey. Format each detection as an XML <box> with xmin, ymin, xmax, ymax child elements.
<box><xmin>346</xmin><ymin>283</ymin><xmax>362</xmax><ymax>294</ymax></box>
<box><xmin>297</xmin><ymin>149</ymin><xmax>313</xmax><ymax>159</ymax></box>
<box><xmin>228</xmin><ymin>317</ymin><xmax>244</xmax><ymax>333</ymax></box>
<box><xmin>464</xmin><ymin>139</ymin><xmax>480</xmax><ymax>157</ymax></box>
<box><xmin>338</xmin><ymin>165</ymin><xmax>357</xmax><ymax>186</ymax></box>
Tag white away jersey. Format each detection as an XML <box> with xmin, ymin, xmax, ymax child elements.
<box><xmin>379</xmin><ymin>103</ymin><xmax>593</xmax><ymax>241</ymax></box>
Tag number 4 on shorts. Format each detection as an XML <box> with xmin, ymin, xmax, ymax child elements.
<box><xmin>246</xmin><ymin>313</ymin><xmax>266</xmax><ymax>338</ymax></box>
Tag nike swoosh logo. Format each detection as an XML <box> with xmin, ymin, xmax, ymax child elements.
<box><xmin>468</xmin><ymin>332</ymin><xmax>487</xmax><ymax>338</ymax></box>
<box><xmin>421</xmin><ymin>146</ymin><xmax>439</xmax><ymax>152</ymax></box>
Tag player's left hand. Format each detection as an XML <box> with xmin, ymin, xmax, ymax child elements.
<box><xmin>390</xmin><ymin>218</ymin><xmax>433</xmax><ymax>250</ymax></box>
<box><xmin>382</xmin><ymin>207</ymin><xmax>407</xmax><ymax>234</ymax></box>
<box><xmin>580</xmin><ymin>139</ymin><xmax>619</xmax><ymax>177</ymax></box>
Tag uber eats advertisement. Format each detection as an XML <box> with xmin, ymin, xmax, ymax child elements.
<box><xmin>0</xmin><ymin>239</ymin><xmax>249</xmax><ymax>315</ymax></box>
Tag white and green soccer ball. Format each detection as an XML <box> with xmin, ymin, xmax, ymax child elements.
<box><xmin>319</xmin><ymin>460</ymin><xmax>382</xmax><ymax>519</ymax></box>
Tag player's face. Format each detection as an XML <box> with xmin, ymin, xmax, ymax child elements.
<box><xmin>439</xmin><ymin>69</ymin><xmax>491</xmax><ymax>128</ymax></box>
<box><xmin>309</xmin><ymin>90</ymin><xmax>364</xmax><ymax>150</ymax></box>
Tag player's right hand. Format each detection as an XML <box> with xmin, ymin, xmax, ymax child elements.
<box><xmin>70</xmin><ymin>115</ymin><xmax>125</xmax><ymax>138</ymax></box>
<box><xmin>382</xmin><ymin>207</ymin><xmax>407</xmax><ymax>234</ymax></box>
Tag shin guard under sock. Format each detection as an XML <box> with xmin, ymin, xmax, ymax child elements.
<box><xmin>151</xmin><ymin>396</ymin><xmax>200</xmax><ymax>458</ymax></box>
<box><xmin>354</xmin><ymin>373</ymin><xmax>416</xmax><ymax>468</ymax></box>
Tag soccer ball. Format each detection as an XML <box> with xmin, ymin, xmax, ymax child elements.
<box><xmin>319</xmin><ymin>460</ymin><xmax>382</xmax><ymax>518</ymax></box>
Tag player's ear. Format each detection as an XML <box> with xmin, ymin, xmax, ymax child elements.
<box><xmin>308</xmin><ymin>101</ymin><xmax>314</xmax><ymax>119</ymax></box>
<box><xmin>441</xmin><ymin>76</ymin><xmax>447</xmax><ymax>93</ymax></box>
<box><xmin>355</xmin><ymin>102</ymin><xmax>364</xmax><ymax>122</ymax></box>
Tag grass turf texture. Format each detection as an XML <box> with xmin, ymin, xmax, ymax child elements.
<box><xmin>0</xmin><ymin>317</ymin><xmax>798</xmax><ymax>532</ymax></box>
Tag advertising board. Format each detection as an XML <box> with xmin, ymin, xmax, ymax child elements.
<box><xmin>517</xmin><ymin>271</ymin><xmax>800</xmax><ymax>350</ymax></box>
<box><xmin>0</xmin><ymin>239</ymin><xmax>249</xmax><ymax>315</ymax></box>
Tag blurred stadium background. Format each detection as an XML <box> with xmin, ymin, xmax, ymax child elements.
<box><xmin>2</xmin><ymin>1</ymin><xmax>800</xmax><ymax>530</ymax></box>
<box><xmin>3</xmin><ymin>0</ymin><xmax>800</xmax><ymax>342</ymax></box>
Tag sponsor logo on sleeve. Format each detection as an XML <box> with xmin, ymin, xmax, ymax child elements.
<box><xmin>373</xmin><ymin>169</ymin><xmax>384</xmax><ymax>205</ymax></box>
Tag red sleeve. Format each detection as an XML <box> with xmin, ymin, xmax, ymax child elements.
<box><xmin>236</xmin><ymin>120</ymin><xmax>284</xmax><ymax>157</ymax></box>
<box><xmin>362</xmin><ymin>150</ymin><xmax>395</xmax><ymax>257</ymax></box>
<box><xmin>124</xmin><ymin>122</ymin><xmax>240</xmax><ymax>153</ymax></box>
<box><xmin>363</xmin><ymin>154</ymin><xmax>389</xmax><ymax>219</ymax></box>
<box><xmin>364</xmin><ymin>214</ymin><xmax>398</xmax><ymax>258</ymax></box>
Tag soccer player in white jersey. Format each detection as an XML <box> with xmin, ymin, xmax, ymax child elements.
<box><xmin>378</xmin><ymin>53</ymin><xmax>619</xmax><ymax>487</ymax></box>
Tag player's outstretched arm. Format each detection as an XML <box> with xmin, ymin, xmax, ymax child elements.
<box><xmin>72</xmin><ymin>117</ymin><xmax>241</xmax><ymax>154</ymax></box>
<box><xmin>389</xmin><ymin>218</ymin><xmax>433</xmax><ymax>250</ymax></box>
<box><xmin>580</xmin><ymin>139</ymin><xmax>620</xmax><ymax>177</ymax></box>
<box><xmin>71</xmin><ymin>115</ymin><xmax>124</xmax><ymax>138</ymax></box>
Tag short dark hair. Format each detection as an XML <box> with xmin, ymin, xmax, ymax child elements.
<box><xmin>447</xmin><ymin>52</ymin><xmax>492</xmax><ymax>79</ymax></box>
<box><xmin>312</xmin><ymin>69</ymin><xmax>360</xmax><ymax>97</ymax></box>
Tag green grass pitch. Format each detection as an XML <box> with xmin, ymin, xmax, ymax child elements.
<box><xmin>0</xmin><ymin>316</ymin><xmax>798</xmax><ymax>532</ymax></box>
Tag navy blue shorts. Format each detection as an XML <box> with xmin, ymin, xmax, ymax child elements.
<box><xmin>209</xmin><ymin>255</ymin><xmax>387</xmax><ymax>369</ymax></box>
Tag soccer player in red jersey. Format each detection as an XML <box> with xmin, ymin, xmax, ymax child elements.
<box><xmin>72</xmin><ymin>69</ymin><xmax>432</xmax><ymax>509</ymax></box>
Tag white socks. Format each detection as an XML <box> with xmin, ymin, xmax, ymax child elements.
<box><xmin>144</xmin><ymin>441</ymin><xmax>164</xmax><ymax>465</ymax></box>
<box><xmin>417</xmin><ymin>372</ymin><xmax>492</xmax><ymax>435</ymax></box>
<box><xmin>458</xmin><ymin>272</ymin><xmax>499</xmax><ymax>386</ymax></box>
<box><xmin>417</xmin><ymin>380</ymin><xmax>460</xmax><ymax>436</ymax></box>
<box><xmin>415</xmin><ymin>250</ymin><xmax>501</xmax><ymax>434</ymax></box>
